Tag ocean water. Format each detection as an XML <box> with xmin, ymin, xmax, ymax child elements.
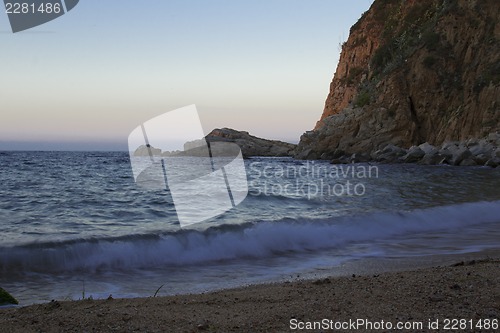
<box><xmin>1</xmin><ymin>151</ymin><xmax>499</xmax><ymax>304</ymax></box>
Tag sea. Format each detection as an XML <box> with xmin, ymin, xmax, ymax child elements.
<box><xmin>1</xmin><ymin>151</ymin><xmax>499</xmax><ymax>304</ymax></box>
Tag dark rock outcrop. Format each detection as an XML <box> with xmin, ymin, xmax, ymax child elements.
<box><xmin>296</xmin><ymin>0</ymin><xmax>499</xmax><ymax>161</ymax></box>
<box><xmin>0</xmin><ymin>287</ymin><xmax>18</xmax><ymax>306</ymax></box>
<box><xmin>203</xmin><ymin>128</ymin><xmax>296</xmax><ymax>158</ymax></box>
<box><xmin>134</xmin><ymin>128</ymin><xmax>296</xmax><ymax>158</ymax></box>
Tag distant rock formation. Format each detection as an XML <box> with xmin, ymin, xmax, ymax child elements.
<box><xmin>203</xmin><ymin>128</ymin><xmax>296</xmax><ymax>158</ymax></box>
<box><xmin>133</xmin><ymin>145</ymin><xmax>162</xmax><ymax>157</ymax></box>
<box><xmin>133</xmin><ymin>128</ymin><xmax>296</xmax><ymax>158</ymax></box>
<box><xmin>295</xmin><ymin>0</ymin><xmax>499</xmax><ymax>162</ymax></box>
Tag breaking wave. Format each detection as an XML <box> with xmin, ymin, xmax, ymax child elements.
<box><xmin>1</xmin><ymin>201</ymin><xmax>499</xmax><ymax>275</ymax></box>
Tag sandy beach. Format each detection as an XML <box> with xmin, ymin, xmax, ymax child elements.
<box><xmin>1</xmin><ymin>256</ymin><xmax>499</xmax><ymax>333</ymax></box>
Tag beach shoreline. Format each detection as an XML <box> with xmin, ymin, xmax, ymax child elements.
<box><xmin>1</xmin><ymin>252</ymin><xmax>499</xmax><ymax>332</ymax></box>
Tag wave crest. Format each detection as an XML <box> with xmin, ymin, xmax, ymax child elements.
<box><xmin>1</xmin><ymin>201</ymin><xmax>499</xmax><ymax>275</ymax></box>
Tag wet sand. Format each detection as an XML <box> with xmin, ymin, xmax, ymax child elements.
<box><xmin>1</xmin><ymin>257</ymin><xmax>499</xmax><ymax>332</ymax></box>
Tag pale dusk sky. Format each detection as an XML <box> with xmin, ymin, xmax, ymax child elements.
<box><xmin>0</xmin><ymin>0</ymin><xmax>374</xmax><ymax>150</ymax></box>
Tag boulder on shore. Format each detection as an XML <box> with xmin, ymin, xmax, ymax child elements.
<box><xmin>0</xmin><ymin>287</ymin><xmax>18</xmax><ymax>306</ymax></box>
<box><xmin>401</xmin><ymin>146</ymin><xmax>425</xmax><ymax>163</ymax></box>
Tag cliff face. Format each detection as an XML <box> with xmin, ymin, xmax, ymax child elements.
<box><xmin>296</xmin><ymin>0</ymin><xmax>499</xmax><ymax>159</ymax></box>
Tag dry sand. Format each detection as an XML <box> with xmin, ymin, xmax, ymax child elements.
<box><xmin>1</xmin><ymin>258</ymin><xmax>499</xmax><ymax>332</ymax></box>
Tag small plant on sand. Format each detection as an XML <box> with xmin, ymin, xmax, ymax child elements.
<box><xmin>82</xmin><ymin>280</ymin><xmax>85</xmax><ymax>300</ymax></box>
<box><xmin>153</xmin><ymin>284</ymin><xmax>165</xmax><ymax>297</ymax></box>
<box><xmin>80</xmin><ymin>280</ymin><xmax>94</xmax><ymax>301</ymax></box>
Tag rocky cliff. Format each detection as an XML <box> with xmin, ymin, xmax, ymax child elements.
<box><xmin>295</xmin><ymin>0</ymin><xmax>499</xmax><ymax>161</ymax></box>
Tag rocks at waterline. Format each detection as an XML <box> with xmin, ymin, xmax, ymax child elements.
<box><xmin>401</xmin><ymin>146</ymin><xmax>426</xmax><ymax>164</ymax></box>
<box><xmin>332</xmin><ymin>133</ymin><xmax>500</xmax><ymax>168</ymax></box>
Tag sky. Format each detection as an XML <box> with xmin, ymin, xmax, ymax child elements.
<box><xmin>0</xmin><ymin>0</ymin><xmax>374</xmax><ymax>150</ymax></box>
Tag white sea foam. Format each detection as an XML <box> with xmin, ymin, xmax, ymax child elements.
<box><xmin>2</xmin><ymin>200</ymin><xmax>499</xmax><ymax>274</ymax></box>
